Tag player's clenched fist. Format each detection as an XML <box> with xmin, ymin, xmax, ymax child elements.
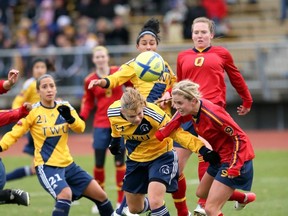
<box><xmin>57</xmin><ymin>105</ymin><xmax>75</xmax><ymax>124</ymax></box>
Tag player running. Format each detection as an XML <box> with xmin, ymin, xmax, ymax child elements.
<box><xmin>0</xmin><ymin>74</ymin><xmax>114</xmax><ymax>216</ymax></box>
<box><xmin>107</xmin><ymin>87</ymin><xmax>220</xmax><ymax>216</ymax></box>
<box><xmin>88</xmin><ymin>18</ymin><xmax>192</xmax><ymax>216</ymax></box>
<box><xmin>175</xmin><ymin>16</ymin><xmax>253</xmax><ymax>215</ymax></box>
<box><xmin>156</xmin><ymin>80</ymin><xmax>256</xmax><ymax>216</ymax></box>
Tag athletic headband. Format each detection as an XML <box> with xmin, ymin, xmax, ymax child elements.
<box><xmin>137</xmin><ymin>30</ymin><xmax>157</xmax><ymax>40</ymax></box>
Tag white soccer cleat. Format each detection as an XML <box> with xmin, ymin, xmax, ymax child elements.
<box><xmin>122</xmin><ymin>206</ymin><xmax>139</xmax><ymax>216</ymax></box>
<box><xmin>112</xmin><ymin>211</ymin><xmax>122</xmax><ymax>216</ymax></box>
<box><xmin>71</xmin><ymin>200</ymin><xmax>80</xmax><ymax>205</ymax></box>
<box><xmin>234</xmin><ymin>192</ymin><xmax>256</xmax><ymax>211</ymax></box>
<box><xmin>91</xmin><ymin>204</ymin><xmax>99</xmax><ymax>214</ymax></box>
<box><xmin>193</xmin><ymin>204</ymin><xmax>207</xmax><ymax>216</ymax></box>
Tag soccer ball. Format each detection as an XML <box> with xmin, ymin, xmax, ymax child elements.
<box><xmin>134</xmin><ymin>51</ymin><xmax>165</xmax><ymax>82</ymax></box>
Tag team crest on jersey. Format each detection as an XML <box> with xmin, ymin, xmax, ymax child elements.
<box><xmin>224</xmin><ymin>126</ymin><xmax>234</xmax><ymax>136</ymax></box>
<box><xmin>105</xmin><ymin>89</ymin><xmax>112</xmax><ymax>97</ymax></box>
<box><xmin>140</xmin><ymin>124</ymin><xmax>150</xmax><ymax>133</ymax></box>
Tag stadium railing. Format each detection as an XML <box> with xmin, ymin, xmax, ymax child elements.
<box><xmin>0</xmin><ymin>41</ymin><xmax>287</xmax><ymax>109</ymax></box>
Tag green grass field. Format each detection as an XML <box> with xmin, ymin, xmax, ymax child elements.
<box><xmin>1</xmin><ymin>150</ymin><xmax>288</xmax><ymax>216</ymax></box>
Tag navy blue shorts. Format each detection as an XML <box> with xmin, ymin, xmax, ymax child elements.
<box><xmin>173</xmin><ymin>121</ymin><xmax>198</xmax><ymax>148</ymax></box>
<box><xmin>0</xmin><ymin>158</ymin><xmax>6</xmax><ymax>189</ymax></box>
<box><xmin>92</xmin><ymin>127</ymin><xmax>124</xmax><ymax>150</ymax></box>
<box><xmin>123</xmin><ymin>150</ymin><xmax>179</xmax><ymax>194</ymax></box>
<box><xmin>23</xmin><ymin>132</ymin><xmax>35</xmax><ymax>156</ymax></box>
<box><xmin>36</xmin><ymin>162</ymin><xmax>93</xmax><ymax>201</ymax></box>
<box><xmin>207</xmin><ymin>160</ymin><xmax>254</xmax><ymax>191</ymax></box>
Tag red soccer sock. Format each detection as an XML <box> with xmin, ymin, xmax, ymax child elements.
<box><xmin>197</xmin><ymin>156</ymin><xmax>209</xmax><ymax>206</ymax></box>
<box><xmin>172</xmin><ymin>173</ymin><xmax>189</xmax><ymax>216</ymax></box>
<box><xmin>94</xmin><ymin>167</ymin><xmax>105</xmax><ymax>189</ymax></box>
<box><xmin>228</xmin><ymin>190</ymin><xmax>246</xmax><ymax>202</ymax></box>
<box><xmin>116</xmin><ymin>165</ymin><xmax>126</xmax><ymax>204</ymax></box>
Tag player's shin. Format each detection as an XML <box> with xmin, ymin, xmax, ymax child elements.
<box><xmin>172</xmin><ymin>173</ymin><xmax>189</xmax><ymax>216</ymax></box>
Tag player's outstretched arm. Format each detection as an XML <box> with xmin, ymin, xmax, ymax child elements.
<box><xmin>88</xmin><ymin>79</ymin><xmax>107</xmax><ymax>89</ymax></box>
<box><xmin>0</xmin><ymin>103</ymin><xmax>31</xmax><ymax>127</ymax></box>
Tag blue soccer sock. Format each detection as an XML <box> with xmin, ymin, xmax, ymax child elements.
<box><xmin>138</xmin><ymin>197</ymin><xmax>150</xmax><ymax>214</ymax></box>
<box><xmin>6</xmin><ymin>166</ymin><xmax>33</xmax><ymax>181</ymax></box>
<box><xmin>52</xmin><ymin>199</ymin><xmax>71</xmax><ymax>216</ymax></box>
<box><xmin>115</xmin><ymin>195</ymin><xmax>127</xmax><ymax>214</ymax></box>
<box><xmin>94</xmin><ymin>199</ymin><xmax>114</xmax><ymax>216</ymax></box>
<box><xmin>151</xmin><ymin>204</ymin><xmax>170</xmax><ymax>216</ymax></box>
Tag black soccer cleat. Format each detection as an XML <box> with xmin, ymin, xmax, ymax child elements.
<box><xmin>10</xmin><ymin>189</ymin><xmax>30</xmax><ymax>206</ymax></box>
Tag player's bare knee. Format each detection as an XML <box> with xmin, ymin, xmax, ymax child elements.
<box><xmin>147</xmin><ymin>198</ymin><xmax>163</xmax><ymax>210</ymax></box>
<box><xmin>57</xmin><ymin>187</ymin><xmax>72</xmax><ymax>200</ymax></box>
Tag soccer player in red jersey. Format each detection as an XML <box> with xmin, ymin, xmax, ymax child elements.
<box><xmin>0</xmin><ymin>69</ymin><xmax>31</xmax><ymax>206</ymax></box>
<box><xmin>79</xmin><ymin>46</ymin><xmax>126</xmax><ymax>214</ymax></box>
<box><xmin>157</xmin><ymin>80</ymin><xmax>256</xmax><ymax>216</ymax></box>
<box><xmin>174</xmin><ymin>16</ymin><xmax>253</xmax><ymax>215</ymax></box>
<box><xmin>0</xmin><ymin>69</ymin><xmax>32</xmax><ymax>126</ymax></box>
<box><xmin>177</xmin><ymin>17</ymin><xmax>252</xmax><ymax>110</ymax></box>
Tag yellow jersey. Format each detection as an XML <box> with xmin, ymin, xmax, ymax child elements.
<box><xmin>107</xmin><ymin>101</ymin><xmax>204</xmax><ymax>162</ymax></box>
<box><xmin>12</xmin><ymin>77</ymin><xmax>40</xmax><ymax>109</ymax></box>
<box><xmin>104</xmin><ymin>59</ymin><xmax>176</xmax><ymax>115</ymax></box>
<box><xmin>0</xmin><ymin>101</ymin><xmax>85</xmax><ymax>167</ymax></box>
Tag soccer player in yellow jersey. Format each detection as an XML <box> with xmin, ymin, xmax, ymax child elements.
<box><xmin>7</xmin><ymin>58</ymin><xmax>55</xmax><ymax>182</ymax></box>
<box><xmin>88</xmin><ymin>18</ymin><xmax>176</xmax><ymax>116</ymax></box>
<box><xmin>0</xmin><ymin>74</ymin><xmax>114</xmax><ymax>216</ymax></box>
<box><xmin>107</xmin><ymin>87</ymin><xmax>220</xmax><ymax>216</ymax></box>
<box><xmin>88</xmin><ymin>18</ymin><xmax>192</xmax><ymax>216</ymax></box>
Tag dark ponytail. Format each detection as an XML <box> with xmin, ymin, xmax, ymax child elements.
<box><xmin>136</xmin><ymin>18</ymin><xmax>161</xmax><ymax>45</ymax></box>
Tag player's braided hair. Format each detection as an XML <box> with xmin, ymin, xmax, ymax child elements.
<box><xmin>136</xmin><ymin>18</ymin><xmax>161</xmax><ymax>45</ymax></box>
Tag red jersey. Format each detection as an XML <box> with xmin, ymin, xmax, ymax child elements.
<box><xmin>0</xmin><ymin>80</ymin><xmax>8</xmax><ymax>94</ymax></box>
<box><xmin>80</xmin><ymin>66</ymin><xmax>124</xmax><ymax>128</ymax></box>
<box><xmin>0</xmin><ymin>79</ymin><xmax>29</xmax><ymax>127</ymax></box>
<box><xmin>191</xmin><ymin>99</ymin><xmax>255</xmax><ymax>171</ymax></box>
<box><xmin>0</xmin><ymin>106</ymin><xmax>29</xmax><ymax>127</ymax></box>
<box><xmin>177</xmin><ymin>46</ymin><xmax>253</xmax><ymax>108</ymax></box>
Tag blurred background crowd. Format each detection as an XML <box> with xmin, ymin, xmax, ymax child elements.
<box><xmin>0</xmin><ymin>0</ymin><xmax>264</xmax><ymax>80</ymax></box>
<box><xmin>0</xmin><ymin>0</ymin><xmax>263</xmax><ymax>54</ymax></box>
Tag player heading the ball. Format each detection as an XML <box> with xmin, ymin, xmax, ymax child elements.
<box><xmin>134</xmin><ymin>51</ymin><xmax>165</xmax><ymax>82</ymax></box>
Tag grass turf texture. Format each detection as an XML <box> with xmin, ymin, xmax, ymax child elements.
<box><xmin>1</xmin><ymin>150</ymin><xmax>288</xmax><ymax>216</ymax></box>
